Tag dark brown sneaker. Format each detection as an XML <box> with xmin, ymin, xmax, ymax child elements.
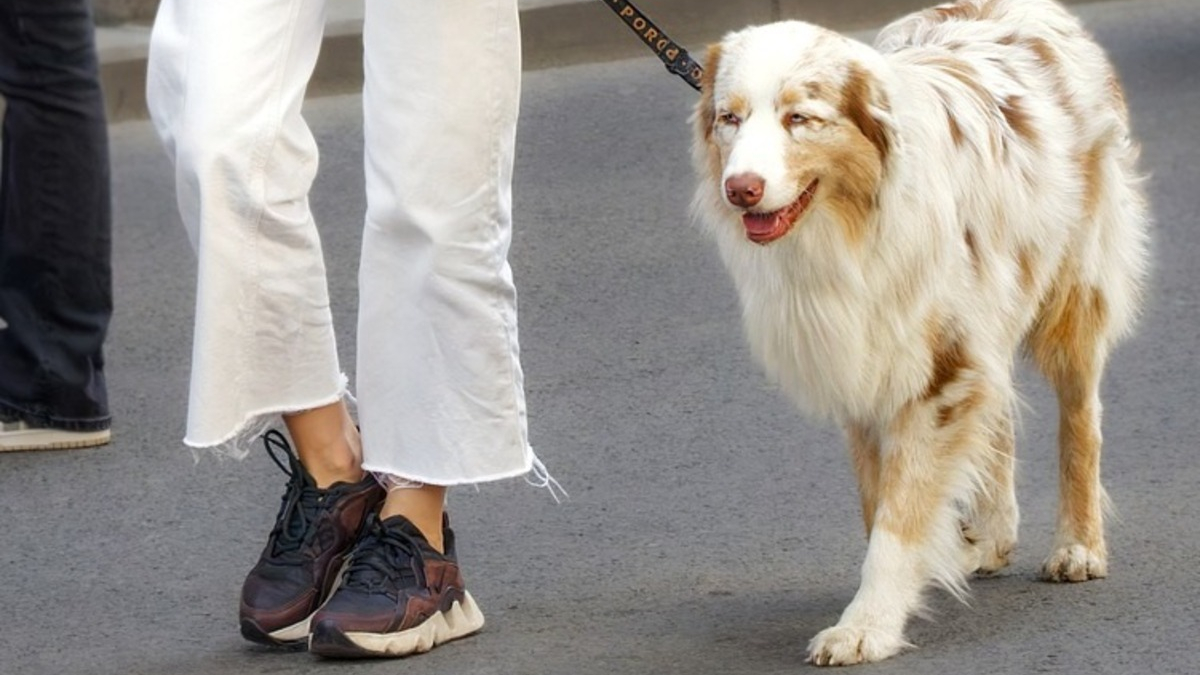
<box><xmin>307</xmin><ymin>513</ymin><xmax>485</xmax><ymax>658</ymax></box>
<box><xmin>239</xmin><ymin>430</ymin><xmax>384</xmax><ymax>648</ymax></box>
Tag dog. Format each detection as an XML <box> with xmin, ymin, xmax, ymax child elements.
<box><xmin>690</xmin><ymin>0</ymin><xmax>1149</xmax><ymax>665</ymax></box>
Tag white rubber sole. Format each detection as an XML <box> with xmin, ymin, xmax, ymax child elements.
<box><xmin>0</xmin><ymin>426</ymin><xmax>110</xmax><ymax>452</ymax></box>
<box><xmin>314</xmin><ymin>591</ymin><xmax>485</xmax><ymax>657</ymax></box>
<box><xmin>268</xmin><ymin>615</ymin><xmax>314</xmax><ymax>644</ymax></box>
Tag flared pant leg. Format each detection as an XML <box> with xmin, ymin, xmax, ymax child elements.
<box><xmin>357</xmin><ymin>0</ymin><xmax>534</xmax><ymax>484</ymax></box>
<box><xmin>147</xmin><ymin>0</ymin><xmax>343</xmax><ymax>453</ymax></box>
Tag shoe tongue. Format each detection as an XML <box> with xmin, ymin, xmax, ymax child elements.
<box><xmin>344</xmin><ymin>515</ymin><xmax>424</xmax><ymax>589</ymax></box>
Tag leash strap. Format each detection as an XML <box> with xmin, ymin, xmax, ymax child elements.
<box><xmin>599</xmin><ymin>0</ymin><xmax>704</xmax><ymax>91</ymax></box>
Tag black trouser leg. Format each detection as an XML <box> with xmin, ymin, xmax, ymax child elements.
<box><xmin>0</xmin><ymin>0</ymin><xmax>112</xmax><ymax>430</ymax></box>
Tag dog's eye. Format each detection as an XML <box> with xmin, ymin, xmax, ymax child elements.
<box><xmin>787</xmin><ymin>112</ymin><xmax>813</xmax><ymax>127</ymax></box>
<box><xmin>717</xmin><ymin>112</ymin><xmax>742</xmax><ymax>127</ymax></box>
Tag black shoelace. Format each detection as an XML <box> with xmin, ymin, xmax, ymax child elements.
<box><xmin>263</xmin><ymin>429</ymin><xmax>323</xmax><ymax>559</ymax></box>
<box><xmin>342</xmin><ymin>515</ymin><xmax>423</xmax><ymax>593</ymax></box>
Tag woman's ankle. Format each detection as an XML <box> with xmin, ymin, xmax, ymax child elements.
<box><xmin>283</xmin><ymin>401</ymin><xmax>363</xmax><ymax>488</ymax></box>
<box><xmin>380</xmin><ymin>484</ymin><xmax>448</xmax><ymax>552</ymax></box>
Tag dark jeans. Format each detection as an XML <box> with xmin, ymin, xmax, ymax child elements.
<box><xmin>0</xmin><ymin>0</ymin><xmax>112</xmax><ymax>431</ymax></box>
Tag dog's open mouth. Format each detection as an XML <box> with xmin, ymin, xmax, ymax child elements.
<box><xmin>742</xmin><ymin>179</ymin><xmax>820</xmax><ymax>245</ymax></box>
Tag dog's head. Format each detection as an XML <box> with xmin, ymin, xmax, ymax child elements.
<box><xmin>692</xmin><ymin>22</ymin><xmax>896</xmax><ymax>247</ymax></box>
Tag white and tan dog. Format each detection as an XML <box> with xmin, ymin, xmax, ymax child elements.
<box><xmin>691</xmin><ymin>0</ymin><xmax>1149</xmax><ymax>665</ymax></box>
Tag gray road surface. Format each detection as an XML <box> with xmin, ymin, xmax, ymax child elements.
<box><xmin>2</xmin><ymin>1</ymin><xmax>1198</xmax><ymax>673</ymax></box>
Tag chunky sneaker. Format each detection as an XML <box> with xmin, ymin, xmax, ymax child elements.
<box><xmin>308</xmin><ymin>513</ymin><xmax>485</xmax><ymax>658</ymax></box>
<box><xmin>239</xmin><ymin>429</ymin><xmax>384</xmax><ymax>648</ymax></box>
<box><xmin>0</xmin><ymin>415</ymin><xmax>110</xmax><ymax>452</ymax></box>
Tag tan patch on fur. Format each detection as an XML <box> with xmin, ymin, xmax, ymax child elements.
<box><xmin>726</xmin><ymin>93</ymin><xmax>750</xmax><ymax>119</ymax></box>
<box><xmin>1058</xmin><ymin>399</ymin><xmax>1105</xmax><ymax>548</ymax></box>
<box><xmin>876</xmin><ymin>446</ymin><xmax>936</xmax><ymax>544</ymax></box>
<box><xmin>880</xmin><ymin>382</ymin><xmax>989</xmax><ymax>546</ymax></box>
<box><xmin>1017</xmin><ymin>245</ymin><xmax>1037</xmax><ymax>294</ymax></box>
<box><xmin>964</xmin><ymin>228</ymin><xmax>980</xmax><ymax>273</ymax></box>
<box><xmin>937</xmin><ymin>387</ymin><xmax>982</xmax><ymax>428</ymax></box>
<box><xmin>696</xmin><ymin>44</ymin><xmax>723</xmax><ymax>142</ymax></box>
<box><xmin>922</xmin><ymin>55</ymin><xmax>994</xmax><ymax>111</ymax></box>
<box><xmin>1025</xmin><ymin>36</ymin><xmax>1059</xmax><ymax>70</ymax></box>
<box><xmin>822</xmin><ymin>141</ymin><xmax>882</xmax><ymax>246</ymax></box>
<box><xmin>841</xmin><ymin>64</ymin><xmax>891</xmax><ymax>163</ymax></box>
<box><xmin>780</xmin><ymin>84</ymin><xmax>824</xmax><ymax>109</ymax></box>
<box><xmin>933</xmin><ymin>0</ymin><xmax>1002</xmax><ymax>22</ymax></box>
<box><xmin>1000</xmin><ymin>95</ymin><xmax>1039</xmax><ymax>148</ymax></box>
<box><xmin>943</xmin><ymin>94</ymin><xmax>965</xmax><ymax>147</ymax></box>
<box><xmin>1079</xmin><ymin>143</ymin><xmax>1106</xmax><ymax>220</ymax></box>
<box><xmin>925</xmin><ymin>323</ymin><xmax>979</xmax><ymax>431</ymax></box>
<box><xmin>1028</xmin><ymin>275</ymin><xmax>1112</xmax><ymax>553</ymax></box>
<box><xmin>924</xmin><ymin>330</ymin><xmax>970</xmax><ymax>401</ymax></box>
<box><xmin>847</xmin><ymin>424</ymin><xmax>881</xmax><ymax>536</ymax></box>
<box><xmin>816</xmin><ymin>65</ymin><xmax>890</xmax><ymax>246</ymax></box>
<box><xmin>1023</xmin><ymin>37</ymin><xmax>1084</xmax><ymax>131</ymax></box>
<box><xmin>876</xmin><ymin>407</ymin><xmax>961</xmax><ymax>545</ymax></box>
<box><xmin>696</xmin><ymin>44</ymin><xmax>725</xmax><ymax>186</ymax></box>
<box><xmin>1028</xmin><ymin>280</ymin><xmax>1109</xmax><ymax>390</ymax></box>
<box><xmin>932</xmin><ymin>2</ymin><xmax>978</xmax><ymax>22</ymax></box>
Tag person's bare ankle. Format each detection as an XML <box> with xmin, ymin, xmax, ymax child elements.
<box><xmin>380</xmin><ymin>485</ymin><xmax>447</xmax><ymax>552</ymax></box>
<box><xmin>284</xmin><ymin>402</ymin><xmax>363</xmax><ymax>489</ymax></box>
<box><xmin>304</xmin><ymin>442</ymin><xmax>363</xmax><ymax>488</ymax></box>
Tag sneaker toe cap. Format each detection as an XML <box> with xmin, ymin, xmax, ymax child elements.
<box><xmin>312</xmin><ymin>590</ymin><xmax>401</xmax><ymax>634</ymax></box>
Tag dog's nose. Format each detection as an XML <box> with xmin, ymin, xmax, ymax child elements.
<box><xmin>725</xmin><ymin>173</ymin><xmax>765</xmax><ymax>208</ymax></box>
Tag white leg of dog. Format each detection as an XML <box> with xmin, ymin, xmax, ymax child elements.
<box><xmin>807</xmin><ymin>529</ymin><xmax>924</xmax><ymax>665</ymax></box>
<box><xmin>810</xmin><ymin>404</ymin><xmax>976</xmax><ymax>666</ymax></box>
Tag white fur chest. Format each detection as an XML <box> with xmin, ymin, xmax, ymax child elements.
<box><xmin>714</xmin><ymin>215</ymin><xmax>934</xmax><ymax>424</ymax></box>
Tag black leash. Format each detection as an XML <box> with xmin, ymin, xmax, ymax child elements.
<box><xmin>599</xmin><ymin>0</ymin><xmax>704</xmax><ymax>91</ymax></box>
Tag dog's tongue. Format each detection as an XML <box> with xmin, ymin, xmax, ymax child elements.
<box><xmin>743</xmin><ymin>211</ymin><xmax>787</xmax><ymax>242</ymax></box>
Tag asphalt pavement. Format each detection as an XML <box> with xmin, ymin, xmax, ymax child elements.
<box><xmin>3</xmin><ymin>1</ymin><xmax>1199</xmax><ymax>674</ymax></box>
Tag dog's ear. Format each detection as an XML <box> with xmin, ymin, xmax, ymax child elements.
<box><xmin>695</xmin><ymin>44</ymin><xmax>723</xmax><ymax>141</ymax></box>
<box><xmin>841</xmin><ymin>63</ymin><xmax>896</xmax><ymax>163</ymax></box>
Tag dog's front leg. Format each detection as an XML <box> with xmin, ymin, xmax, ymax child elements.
<box><xmin>809</xmin><ymin>405</ymin><xmax>968</xmax><ymax>666</ymax></box>
<box><xmin>846</xmin><ymin>423</ymin><xmax>881</xmax><ymax>537</ymax></box>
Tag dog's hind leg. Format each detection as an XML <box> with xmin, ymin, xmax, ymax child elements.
<box><xmin>1028</xmin><ymin>279</ymin><xmax>1113</xmax><ymax>582</ymax></box>
<box><xmin>961</xmin><ymin>407</ymin><xmax>1019</xmax><ymax>575</ymax></box>
<box><xmin>1028</xmin><ymin>113</ymin><xmax>1149</xmax><ymax>581</ymax></box>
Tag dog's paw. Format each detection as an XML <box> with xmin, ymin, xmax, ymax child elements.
<box><xmin>967</xmin><ymin>540</ymin><xmax>1015</xmax><ymax>576</ymax></box>
<box><xmin>961</xmin><ymin>523</ymin><xmax>1016</xmax><ymax>576</ymax></box>
<box><xmin>807</xmin><ymin>625</ymin><xmax>908</xmax><ymax>667</ymax></box>
<box><xmin>1040</xmin><ymin>543</ymin><xmax>1107</xmax><ymax>582</ymax></box>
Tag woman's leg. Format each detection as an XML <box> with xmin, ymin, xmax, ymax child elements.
<box><xmin>306</xmin><ymin>0</ymin><xmax>525</xmax><ymax>658</ymax></box>
<box><xmin>147</xmin><ymin>0</ymin><xmax>383</xmax><ymax>648</ymax></box>
<box><xmin>356</xmin><ymin>0</ymin><xmax>530</xmax><ymax>494</ymax></box>
<box><xmin>147</xmin><ymin>0</ymin><xmax>348</xmax><ymax>457</ymax></box>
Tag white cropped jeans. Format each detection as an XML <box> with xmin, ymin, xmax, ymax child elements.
<box><xmin>146</xmin><ymin>0</ymin><xmax>538</xmax><ymax>486</ymax></box>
